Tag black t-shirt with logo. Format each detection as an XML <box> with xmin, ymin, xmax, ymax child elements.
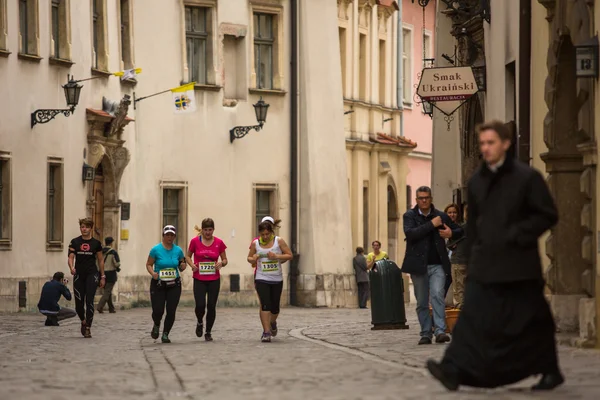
<box><xmin>69</xmin><ymin>236</ymin><xmax>103</xmax><ymax>275</ymax></box>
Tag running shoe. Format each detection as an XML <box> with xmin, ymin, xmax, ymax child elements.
<box><xmin>84</xmin><ymin>327</ymin><xmax>92</xmax><ymax>338</ymax></box>
<box><xmin>261</xmin><ymin>332</ymin><xmax>272</xmax><ymax>343</ymax></box>
<box><xmin>205</xmin><ymin>333</ymin><xmax>213</xmax><ymax>342</ymax></box>
<box><xmin>161</xmin><ymin>333</ymin><xmax>171</xmax><ymax>343</ymax></box>
<box><xmin>80</xmin><ymin>321</ymin><xmax>86</xmax><ymax>337</ymax></box>
<box><xmin>196</xmin><ymin>323</ymin><xmax>203</xmax><ymax>338</ymax></box>
<box><xmin>270</xmin><ymin>322</ymin><xmax>278</xmax><ymax>337</ymax></box>
<box><xmin>151</xmin><ymin>324</ymin><xmax>160</xmax><ymax>340</ymax></box>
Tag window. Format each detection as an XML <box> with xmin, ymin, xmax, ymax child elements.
<box><xmin>359</xmin><ymin>33</ymin><xmax>367</xmax><ymax>101</ymax></box>
<box><xmin>160</xmin><ymin>182</ymin><xmax>188</xmax><ymax>247</ymax></box>
<box><xmin>423</xmin><ymin>32</ymin><xmax>432</xmax><ymax>59</ymax></box>
<box><xmin>253</xmin><ymin>184</ymin><xmax>278</xmax><ymax>237</ymax></box>
<box><xmin>379</xmin><ymin>39</ymin><xmax>386</xmax><ymax>105</ymax></box>
<box><xmin>185</xmin><ymin>6</ymin><xmax>210</xmax><ymax>84</ymax></box>
<box><xmin>402</xmin><ymin>27</ymin><xmax>412</xmax><ymax>106</ymax></box>
<box><xmin>47</xmin><ymin>158</ymin><xmax>64</xmax><ymax>250</ymax></box>
<box><xmin>19</xmin><ymin>0</ymin><xmax>39</xmax><ymax>56</ymax></box>
<box><xmin>339</xmin><ymin>27</ymin><xmax>347</xmax><ymax>97</ymax></box>
<box><xmin>50</xmin><ymin>0</ymin><xmax>70</xmax><ymax>60</ymax></box>
<box><xmin>0</xmin><ymin>153</ymin><xmax>11</xmax><ymax>250</ymax></box>
<box><xmin>0</xmin><ymin>0</ymin><xmax>8</xmax><ymax>52</ymax></box>
<box><xmin>119</xmin><ymin>0</ymin><xmax>133</xmax><ymax>70</ymax></box>
<box><xmin>91</xmin><ymin>0</ymin><xmax>108</xmax><ymax>71</ymax></box>
<box><xmin>254</xmin><ymin>13</ymin><xmax>274</xmax><ymax>89</ymax></box>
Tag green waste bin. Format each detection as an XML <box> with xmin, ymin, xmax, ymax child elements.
<box><xmin>369</xmin><ymin>259</ymin><xmax>409</xmax><ymax>330</ymax></box>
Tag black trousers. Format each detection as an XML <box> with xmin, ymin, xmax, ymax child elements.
<box><xmin>193</xmin><ymin>278</ymin><xmax>220</xmax><ymax>333</ymax></box>
<box><xmin>150</xmin><ymin>278</ymin><xmax>182</xmax><ymax>334</ymax></box>
<box><xmin>255</xmin><ymin>280</ymin><xmax>283</xmax><ymax>314</ymax></box>
<box><xmin>357</xmin><ymin>281</ymin><xmax>369</xmax><ymax>308</ymax></box>
<box><xmin>74</xmin><ymin>272</ymin><xmax>98</xmax><ymax>327</ymax></box>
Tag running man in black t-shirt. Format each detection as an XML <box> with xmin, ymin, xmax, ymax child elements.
<box><xmin>68</xmin><ymin>217</ymin><xmax>105</xmax><ymax>338</ymax></box>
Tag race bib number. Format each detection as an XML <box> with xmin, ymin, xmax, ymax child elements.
<box><xmin>261</xmin><ymin>260</ymin><xmax>280</xmax><ymax>274</ymax></box>
<box><xmin>159</xmin><ymin>268</ymin><xmax>177</xmax><ymax>281</ymax></box>
<box><xmin>197</xmin><ymin>262</ymin><xmax>216</xmax><ymax>275</ymax></box>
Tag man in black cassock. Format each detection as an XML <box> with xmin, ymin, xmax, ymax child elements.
<box><xmin>426</xmin><ymin>120</ymin><xmax>564</xmax><ymax>391</ymax></box>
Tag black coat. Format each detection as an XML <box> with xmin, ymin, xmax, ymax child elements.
<box><xmin>401</xmin><ymin>205</ymin><xmax>463</xmax><ymax>276</ymax></box>
<box><xmin>465</xmin><ymin>157</ymin><xmax>558</xmax><ymax>283</ymax></box>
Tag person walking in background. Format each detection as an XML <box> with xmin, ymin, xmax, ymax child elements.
<box><xmin>97</xmin><ymin>237</ymin><xmax>120</xmax><ymax>314</ymax></box>
<box><xmin>401</xmin><ymin>187</ymin><xmax>463</xmax><ymax>345</ymax></box>
<box><xmin>353</xmin><ymin>247</ymin><xmax>369</xmax><ymax>309</ymax></box>
<box><xmin>427</xmin><ymin>120</ymin><xmax>563</xmax><ymax>391</ymax></box>
<box><xmin>366</xmin><ymin>241</ymin><xmax>388</xmax><ymax>270</ymax></box>
<box><xmin>38</xmin><ymin>272</ymin><xmax>76</xmax><ymax>326</ymax></box>
<box><xmin>446</xmin><ymin>205</ymin><xmax>468</xmax><ymax>309</ymax></box>
<box><xmin>443</xmin><ymin>204</ymin><xmax>461</xmax><ymax>298</ymax></box>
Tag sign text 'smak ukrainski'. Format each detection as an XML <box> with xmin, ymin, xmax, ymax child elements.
<box><xmin>416</xmin><ymin>66</ymin><xmax>479</xmax><ymax>116</ymax></box>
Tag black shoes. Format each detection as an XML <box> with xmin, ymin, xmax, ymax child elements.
<box><xmin>532</xmin><ymin>372</ymin><xmax>565</xmax><ymax>391</ymax></box>
<box><xmin>80</xmin><ymin>321</ymin><xmax>87</xmax><ymax>337</ymax></box>
<box><xmin>426</xmin><ymin>360</ymin><xmax>459</xmax><ymax>391</ymax></box>
<box><xmin>161</xmin><ymin>332</ymin><xmax>171</xmax><ymax>343</ymax></box>
<box><xmin>196</xmin><ymin>323</ymin><xmax>203</xmax><ymax>338</ymax></box>
<box><xmin>205</xmin><ymin>333</ymin><xmax>213</xmax><ymax>342</ymax></box>
<box><xmin>45</xmin><ymin>316</ymin><xmax>59</xmax><ymax>326</ymax></box>
<box><xmin>151</xmin><ymin>324</ymin><xmax>160</xmax><ymax>340</ymax></box>
<box><xmin>418</xmin><ymin>337</ymin><xmax>432</xmax><ymax>345</ymax></box>
<box><xmin>436</xmin><ymin>333</ymin><xmax>451</xmax><ymax>343</ymax></box>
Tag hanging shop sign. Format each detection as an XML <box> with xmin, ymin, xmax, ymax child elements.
<box><xmin>416</xmin><ymin>66</ymin><xmax>479</xmax><ymax>116</ymax></box>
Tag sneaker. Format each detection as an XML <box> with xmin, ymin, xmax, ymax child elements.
<box><xmin>426</xmin><ymin>360</ymin><xmax>459</xmax><ymax>391</ymax></box>
<box><xmin>418</xmin><ymin>336</ymin><xmax>432</xmax><ymax>345</ymax></box>
<box><xmin>196</xmin><ymin>323</ymin><xmax>203</xmax><ymax>338</ymax></box>
<box><xmin>84</xmin><ymin>327</ymin><xmax>92</xmax><ymax>338</ymax></box>
<box><xmin>161</xmin><ymin>333</ymin><xmax>171</xmax><ymax>343</ymax></box>
<box><xmin>50</xmin><ymin>316</ymin><xmax>59</xmax><ymax>326</ymax></box>
<box><xmin>45</xmin><ymin>317</ymin><xmax>52</xmax><ymax>326</ymax></box>
<box><xmin>270</xmin><ymin>322</ymin><xmax>278</xmax><ymax>337</ymax></box>
<box><xmin>97</xmin><ymin>308</ymin><xmax>104</xmax><ymax>314</ymax></box>
<box><xmin>109</xmin><ymin>309</ymin><xmax>116</xmax><ymax>314</ymax></box>
<box><xmin>435</xmin><ymin>333</ymin><xmax>451</xmax><ymax>343</ymax></box>
<box><xmin>151</xmin><ymin>324</ymin><xmax>160</xmax><ymax>340</ymax></box>
<box><xmin>261</xmin><ymin>332</ymin><xmax>272</xmax><ymax>343</ymax></box>
<box><xmin>80</xmin><ymin>321</ymin><xmax>87</xmax><ymax>337</ymax></box>
<box><xmin>205</xmin><ymin>333</ymin><xmax>213</xmax><ymax>342</ymax></box>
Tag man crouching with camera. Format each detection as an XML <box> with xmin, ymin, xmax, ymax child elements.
<box><xmin>37</xmin><ymin>272</ymin><xmax>77</xmax><ymax>326</ymax></box>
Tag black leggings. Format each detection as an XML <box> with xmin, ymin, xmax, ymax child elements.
<box><xmin>193</xmin><ymin>279</ymin><xmax>220</xmax><ymax>333</ymax></box>
<box><xmin>150</xmin><ymin>278</ymin><xmax>182</xmax><ymax>334</ymax></box>
<box><xmin>255</xmin><ymin>280</ymin><xmax>283</xmax><ymax>314</ymax></box>
<box><xmin>74</xmin><ymin>272</ymin><xmax>98</xmax><ymax>327</ymax></box>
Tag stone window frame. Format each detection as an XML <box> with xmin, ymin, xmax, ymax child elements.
<box><xmin>252</xmin><ymin>183</ymin><xmax>279</xmax><ymax>239</ymax></box>
<box><xmin>0</xmin><ymin>151</ymin><xmax>12</xmax><ymax>250</ymax></box>
<box><xmin>18</xmin><ymin>0</ymin><xmax>41</xmax><ymax>61</ymax></box>
<box><xmin>401</xmin><ymin>23</ymin><xmax>413</xmax><ymax>108</ymax></box>
<box><xmin>0</xmin><ymin>0</ymin><xmax>8</xmax><ymax>55</ymax></box>
<box><xmin>180</xmin><ymin>0</ymin><xmax>219</xmax><ymax>90</ymax></box>
<box><xmin>423</xmin><ymin>28</ymin><xmax>433</xmax><ymax>60</ymax></box>
<box><xmin>49</xmin><ymin>0</ymin><xmax>72</xmax><ymax>65</ymax></box>
<box><xmin>91</xmin><ymin>0</ymin><xmax>109</xmax><ymax>73</ymax></box>
<box><xmin>118</xmin><ymin>0</ymin><xmax>135</xmax><ymax>71</ymax></box>
<box><xmin>159</xmin><ymin>181</ymin><xmax>189</xmax><ymax>248</ymax></box>
<box><xmin>46</xmin><ymin>157</ymin><xmax>64</xmax><ymax>251</ymax></box>
<box><xmin>249</xmin><ymin>0</ymin><xmax>285</xmax><ymax>94</ymax></box>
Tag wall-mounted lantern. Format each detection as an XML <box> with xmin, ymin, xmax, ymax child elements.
<box><xmin>82</xmin><ymin>163</ymin><xmax>95</xmax><ymax>182</ymax></box>
<box><xmin>422</xmin><ymin>100</ymin><xmax>433</xmax><ymax>118</ymax></box>
<box><xmin>229</xmin><ymin>97</ymin><xmax>270</xmax><ymax>143</ymax></box>
<box><xmin>31</xmin><ymin>75</ymin><xmax>83</xmax><ymax>128</ymax></box>
<box><xmin>575</xmin><ymin>36</ymin><xmax>599</xmax><ymax>79</ymax></box>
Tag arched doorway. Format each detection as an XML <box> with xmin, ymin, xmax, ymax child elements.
<box><xmin>92</xmin><ymin>162</ymin><xmax>105</xmax><ymax>241</ymax></box>
<box><xmin>387</xmin><ymin>183</ymin><xmax>398</xmax><ymax>262</ymax></box>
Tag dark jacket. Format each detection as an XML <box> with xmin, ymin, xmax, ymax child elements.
<box><xmin>465</xmin><ymin>157</ymin><xmax>558</xmax><ymax>283</ymax></box>
<box><xmin>353</xmin><ymin>254</ymin><xmax>369</xmax><ymax>283</ymax></box>
<box><xmin>401</xmin><ymin>205</ymin><xmax>463</xmax><ymax>276</ymax></box>
<box><xmin>37</xmin><ymin>280</ymin><xmax>72</xmax><ymax>313</ymax></box>
<box><xmin>448</xmin><ymin>222</ymin><xmax>468</xmax><ymax>264</ymax></box>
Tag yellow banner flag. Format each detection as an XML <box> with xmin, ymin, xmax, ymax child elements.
<box><xmin>171</xmin><ymin>82</ymin><xmax>196</xmax><ymax>114</ymax></box>
<box><xmin>112</xmin><ymin>68</ymin><xmax>142</xmax><ymax>80</ymax></box>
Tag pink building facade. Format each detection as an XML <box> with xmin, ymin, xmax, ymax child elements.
<box><xmin>401</xmin><ymin>0</ymin><xmax>436</xmax><ymax>209</ymax></box>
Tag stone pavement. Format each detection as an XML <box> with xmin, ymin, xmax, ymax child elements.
<box><xmin>1</xmin><ymin>306</ymin><xmax>599</xmax><ymax>400</ymax></box>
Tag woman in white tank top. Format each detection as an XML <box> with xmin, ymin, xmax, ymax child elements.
<box><xmin>247</xmin><ymin>217</ymin><xmax>293</xmax><ymax>342</ymax></box>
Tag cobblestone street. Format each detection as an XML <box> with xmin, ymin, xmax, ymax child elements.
<box><xmin>1</xmin><ymin>306</ymin><xmax>599</xmax><ymax>400</ymax></box>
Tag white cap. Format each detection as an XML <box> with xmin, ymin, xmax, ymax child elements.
<box><xmin>163</xmin><ymin>225</ymin><xmax>177</xmax><ymax>235</ymax></box>
<box><xmin>261</xmin><ymin>216</ymin><xmax>274</xmax><ymax>224</ymax></box>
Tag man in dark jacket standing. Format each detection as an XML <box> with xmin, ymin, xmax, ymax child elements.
<box><xmin>353</xmin><ymin>247</ymin><xmax>369</xmax><ymax>308</ymax></box>
<box><xmin>38</xmin><ymin>272</ymin><xmax>76</xmax><ymax>326</ymax></box>
<box><xmin>401</xmin><ymin>186</ymin><xmax>463</xmax><ymax>345</ymax></box>
<box><xmin>426</xmin><ymin>120</ymin><xmax>563</xmax><ymax>392</ymax></box>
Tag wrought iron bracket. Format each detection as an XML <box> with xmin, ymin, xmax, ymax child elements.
<box><xmin>229</xmin><ymin>123</ymin><xmax>263</xmax><ymax>143</ymax></box>
<box><xmin>31</xmin><ymin>107</ymin><xmax>74</xmax><ymax>128</ymax></box>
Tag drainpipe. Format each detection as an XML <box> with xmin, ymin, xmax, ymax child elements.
<box><xmin>289</xmin><ymin>0</ymin><xmax>299</xmax><ymax>306</ymax></box>
<box><xmin>517</xmin><ymin>0</ymin><xmax>531</xmax><ymax>163</ymax></box>
<box><xmin>397</xmin><ymin>0</ymin><xmax>404</xmax><ymax>136</ymax></box>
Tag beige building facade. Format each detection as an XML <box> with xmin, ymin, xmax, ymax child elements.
<box><xmin>431</xmin><ymin>0</ymin><xmax>600</xmax><ymax>347</ymax></box>
<box><xmin>0</xmin><ymin>0</ymin><xmax>355</xmax><ymax>311</ymax></box>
